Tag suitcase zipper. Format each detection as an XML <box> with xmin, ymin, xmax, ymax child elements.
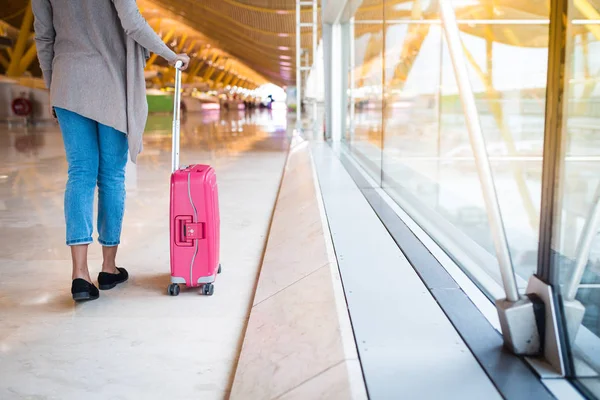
<box><xmin>187</xmin><ymin>171</ymin><xmax>199</xmax><ymax>286</ymax></box>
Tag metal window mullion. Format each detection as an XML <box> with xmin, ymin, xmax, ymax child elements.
<box><xmin>323</xmin><ymin>23</ymin><xmax>332</xmax><ymax>140</ymax></box>
<box><xmin>537</xmin><ymin>0</ymin><xmax>569</xmax><ymax>285</ymax></box>
<box><xmin>380</xmin><ymin>2</ymin><xmax>387</xmax><ymax>186</ymax></box>
<box><xmin>312</xmin><ymin>0</ymin><xmax>318</xmax><ymax>127</ymax></box>
<box><xmin>340</xmin><ymin>23</ymin><xmax>350</xmax><ymax>144</ymax></box>
<box><xmin>331</xmin><ymin>23</ymin><xmax>343</xmax><ymax>141</ymax></box>
<box><xmin>536</xmin><ymin>0</ymin><xmax>575</xmax><ymax>378</ymax></box>
<box><xmin>349</xmin><ymin>18</ymin><xmax>355</xmax><ymax>142</ymax></box>
<box><xmin>304</xmin><ymin>50</ymin><xmax>310</xmax><ymax>88</ymax></box>
<box><xmin>578</xmin><ymin>284</ymin><xmax>600</xmax><ymax>289</ymax></box>
<box><xmin>296</xmin><ymin>0</ymin><xmax>302</xmax><ymax>128</ymax></box>
<box><xmin>439</xmin><ymin>0</ymin><xmax>519</xmax><ymax>302</ymax></box>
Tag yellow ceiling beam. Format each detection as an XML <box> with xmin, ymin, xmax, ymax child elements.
<box><xmin>176</xmin><ymin>33</ymin><xmax>188</xmax><ymax>53</ymax></box>
<box><xmin>185</xmin><ymin>39</ymin><xmax>198</xmax><ymax>54</ymax></box>
<box><xmin>6</xmin><ymin>0</ymin><xmax>34</xmax><ymax>77</ymax></box>
<box><xmin>389</xmin><ymin>26</ymin><xmax>430</xmax><ymax>87</ymax></box>
<box><xmin>223</xmin><ymin>72</ymin><xmax>236</xmax><ymax>87</ymax></box>
<box><xmin>573</xmin><ymin>0</ymin><xmax>600</xmax><ymax>40</ymax></box>
<box><xmin>212</xmin><ymin>62</ymin><xmax>232</xmax><ymax>88</ymax></box>
<box><xmin>357</xmin><ymin>33</ymin><xmax>383</xmax><ymax>89</ymax></box>
<box><xmin>183</xmin><ymin>46</ymin><xmax>213</xmax><ymax>83</ymax></box>
<box><xmin>219</xmin><ymin>71</ymin><xmax>235</xmax><ymax>87</ymax></box>
<box><xmin>145</xmin><ymin>28</ymin><xmax>175</xmax><ymax>68</ymax></box>
<box><xmin>0</xmin><ymin>53</ymin><xmax>9</xmax><ymax>69</ymax></box>
<box><xmin>18</xmin><ymin>42</ymin><xmax>38</xmax><ymax>74</ymax></box>
<box><xmin>186</xmin><ymin>59</ymin><xmax>206</xmax><ymax>83</ymax></box>
<box><xmin>202</xmin><ymin>53</ymin><xmax>221</xmax><ymax>80</ymax></box>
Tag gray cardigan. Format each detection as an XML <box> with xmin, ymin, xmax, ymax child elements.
<box><xmin>32</xmin><ymin>0</ymin><xmax>177</xmax><ymax>163</ymax></box>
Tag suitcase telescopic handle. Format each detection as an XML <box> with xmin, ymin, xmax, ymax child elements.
<box><xmin>172</xmin><ymin>60</ymin><xmax>184</xmax><ymax>173</ymax></box>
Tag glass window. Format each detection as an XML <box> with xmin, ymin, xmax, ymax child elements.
<box><xmin>455</xmin><ymin>22</ymin><xmax>549</xmax><ymax>287</ymax></box>
<box><xmin>551</xmin><ymin>2</ymin><xmax>600</xmax><ymax>395</ymax></box>
<box><xmin>349</xmin><ymin>4</ymin><xmax>384</xmax><ymax>184</ymax></box>
<box><xmin>347</xmin><ymin>0</ymin><xmax>550</xmax><ymax>298</ymax></box>
<box><xmin>344</xmin><ymin>1</ymin><xmax>600</xmax><ymax>394</ymax></box>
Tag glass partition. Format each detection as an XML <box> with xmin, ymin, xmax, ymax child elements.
<box><xmin>348</xmin><ymin>4</ymin><xmax>384</xmax><ymax>184</ymax></box>
<box><xmin>345</xmin><ymin>0</ymin><xmax>600</xmax><ymax>395</ymax></box>
<box><xmin>347</xmin><ymin>0</ymin><xmax>549</xmax><ymax>298</ymax></box>
<box><xmin>455</xmin><ymin>24</ymin><xmax>548</xmax><ymax>284</ymax></box>
<box><xmin>381</xmin><ymin>21</ymin><xmax>442</xmax><ymax>223</ymax></box>
<box><xmin>550</xmin><ymin>1</ymin><xmax>600</xmax><ymax>395</ymax></box>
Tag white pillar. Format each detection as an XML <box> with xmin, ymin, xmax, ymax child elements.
<box><xmin>331</xmin><ymin>23</ymin><xmax>342</xmax><ymax>142</ymax></box>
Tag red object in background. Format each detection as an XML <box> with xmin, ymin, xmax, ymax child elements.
<box><xmin>12</xmin><ymin>98</ymin><xmax>32</xmax><ymax>117</ymax></box>
<box><xmin>14</xmin><ymin>133</ymin><xmax>44</xmax><ymax>155</ymax></box>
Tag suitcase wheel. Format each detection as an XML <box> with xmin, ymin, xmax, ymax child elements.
<box><xmin>168</xmin><ymin>283</ymin><xmax>180</xmax><ymax>296</ymax></box>
<box><xmin>202</xmin><ymin>283</ymin><xmax>215</xmax><ymax>296</ymax></box>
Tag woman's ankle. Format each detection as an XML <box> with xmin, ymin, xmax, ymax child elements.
<box><xmin>101</xmin><ymin>246</ymin><xmax>119</xmax><ymax>274</ymax></box>
<box><xmin>72</xmin><ymin>272</ymin><xmax>92</xmax><ymax>282</ymax></box>
<box><xmin>101</xmin><ymin>263</ymin><xmax>118</xmax><ymax>274</ymax></box>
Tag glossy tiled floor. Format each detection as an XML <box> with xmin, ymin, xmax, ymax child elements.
<box><xmin>0</xmin><ymin>109</ymin><xmax>290</xmax><ymax>399</ymax></box>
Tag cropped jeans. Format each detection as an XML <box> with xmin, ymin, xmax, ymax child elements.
<box><xmin>54</xmin><ymin>107</ymin><xmax>128</xmax><ymax>246</ymax></box>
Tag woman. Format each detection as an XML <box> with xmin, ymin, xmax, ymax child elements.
<box><xmin>32</xmin><ymin>0</ymin><xmax>190</xmax><ymax>301</ymax></box>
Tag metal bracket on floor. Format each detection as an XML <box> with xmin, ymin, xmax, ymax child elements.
<box><xmin>496</xmin><ymin>275</ymin><xmax>586</xmax><ymax>376</ymax></box>
<box><xmin>496</xmin><ymin>281</ymin><xmax>544</xmax><ymax>356</ymax></box>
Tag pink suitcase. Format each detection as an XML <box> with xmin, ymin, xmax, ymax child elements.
<box><xmin>167</xmin><ymin>62</ymin><xmax>221</xmax><ymax>296</ymax></box>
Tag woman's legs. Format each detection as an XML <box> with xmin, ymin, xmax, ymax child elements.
<box><xmin>96</xmin><ymin>122</ymin><xmax>128</xmax><ymax>272</ymax></box>
<box><xmin>55</xmin><ymin>109</ymin><xmax>129</xmax><ymax>298</ymax></box>
<box><xmin>54</xmin><ymin>107</ymin><xmax>99</xmax><ymax>282</ymax></box>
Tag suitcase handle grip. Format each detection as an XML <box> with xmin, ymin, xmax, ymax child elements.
<box><xmin>171</xmin><ymin>62</ymin><xmax>183</xmax><ymax>173</ymax></box>
<box><xmin>184</xmin><ymin>223</ymin><xmax>205</xmax><ymax>240</ymax></box>
<box><xmin>174</xmin><ymin>216</ymin><xmax>205</xmax><ymax>246</ymax></box>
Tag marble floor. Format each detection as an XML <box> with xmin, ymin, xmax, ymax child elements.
<box><xmin>0</xmin><ymin>109</ymin><xmax>290</xmax><ymax>399</ymax></box>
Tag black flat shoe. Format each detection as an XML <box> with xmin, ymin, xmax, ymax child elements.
<box><xmin>71</xmin><ymin>279</ymin><xmax>100</xmax><ymax>302</ymax></box>
<box><xmin>98</xmin><ymin>267</ymin><xmax>129</xmax><ymax>290</ymax></box>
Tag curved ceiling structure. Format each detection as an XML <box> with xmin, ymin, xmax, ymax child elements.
<box><xmin>142</xmin><ymin>0</ymin><xmax>322</xmax><ymax>86</ymax></box>
<box><xmin>2</xmin><ymin>0</ymin><xmax>600</xmax><ymax>87</ymax></box>
<box><xmin>2</xmin><ymin>0</ymin><xmax>316</xmax><ymax>87</ymax></box>
<box><xmin>138</xmin><ymin>1</ymin><xmax>271</xmax><ymax>88</ymax></box>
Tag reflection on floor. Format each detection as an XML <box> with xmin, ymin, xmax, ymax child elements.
<box><xmin>0</xmin><ymin>109</ymin><xmax>290</xmax><ymax>399</ymax></box>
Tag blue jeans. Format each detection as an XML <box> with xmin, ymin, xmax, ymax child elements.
<box><xmin>55</xmin><ymin>107</ymin><xmax>128</xmax><ymax>246</ymax></box>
